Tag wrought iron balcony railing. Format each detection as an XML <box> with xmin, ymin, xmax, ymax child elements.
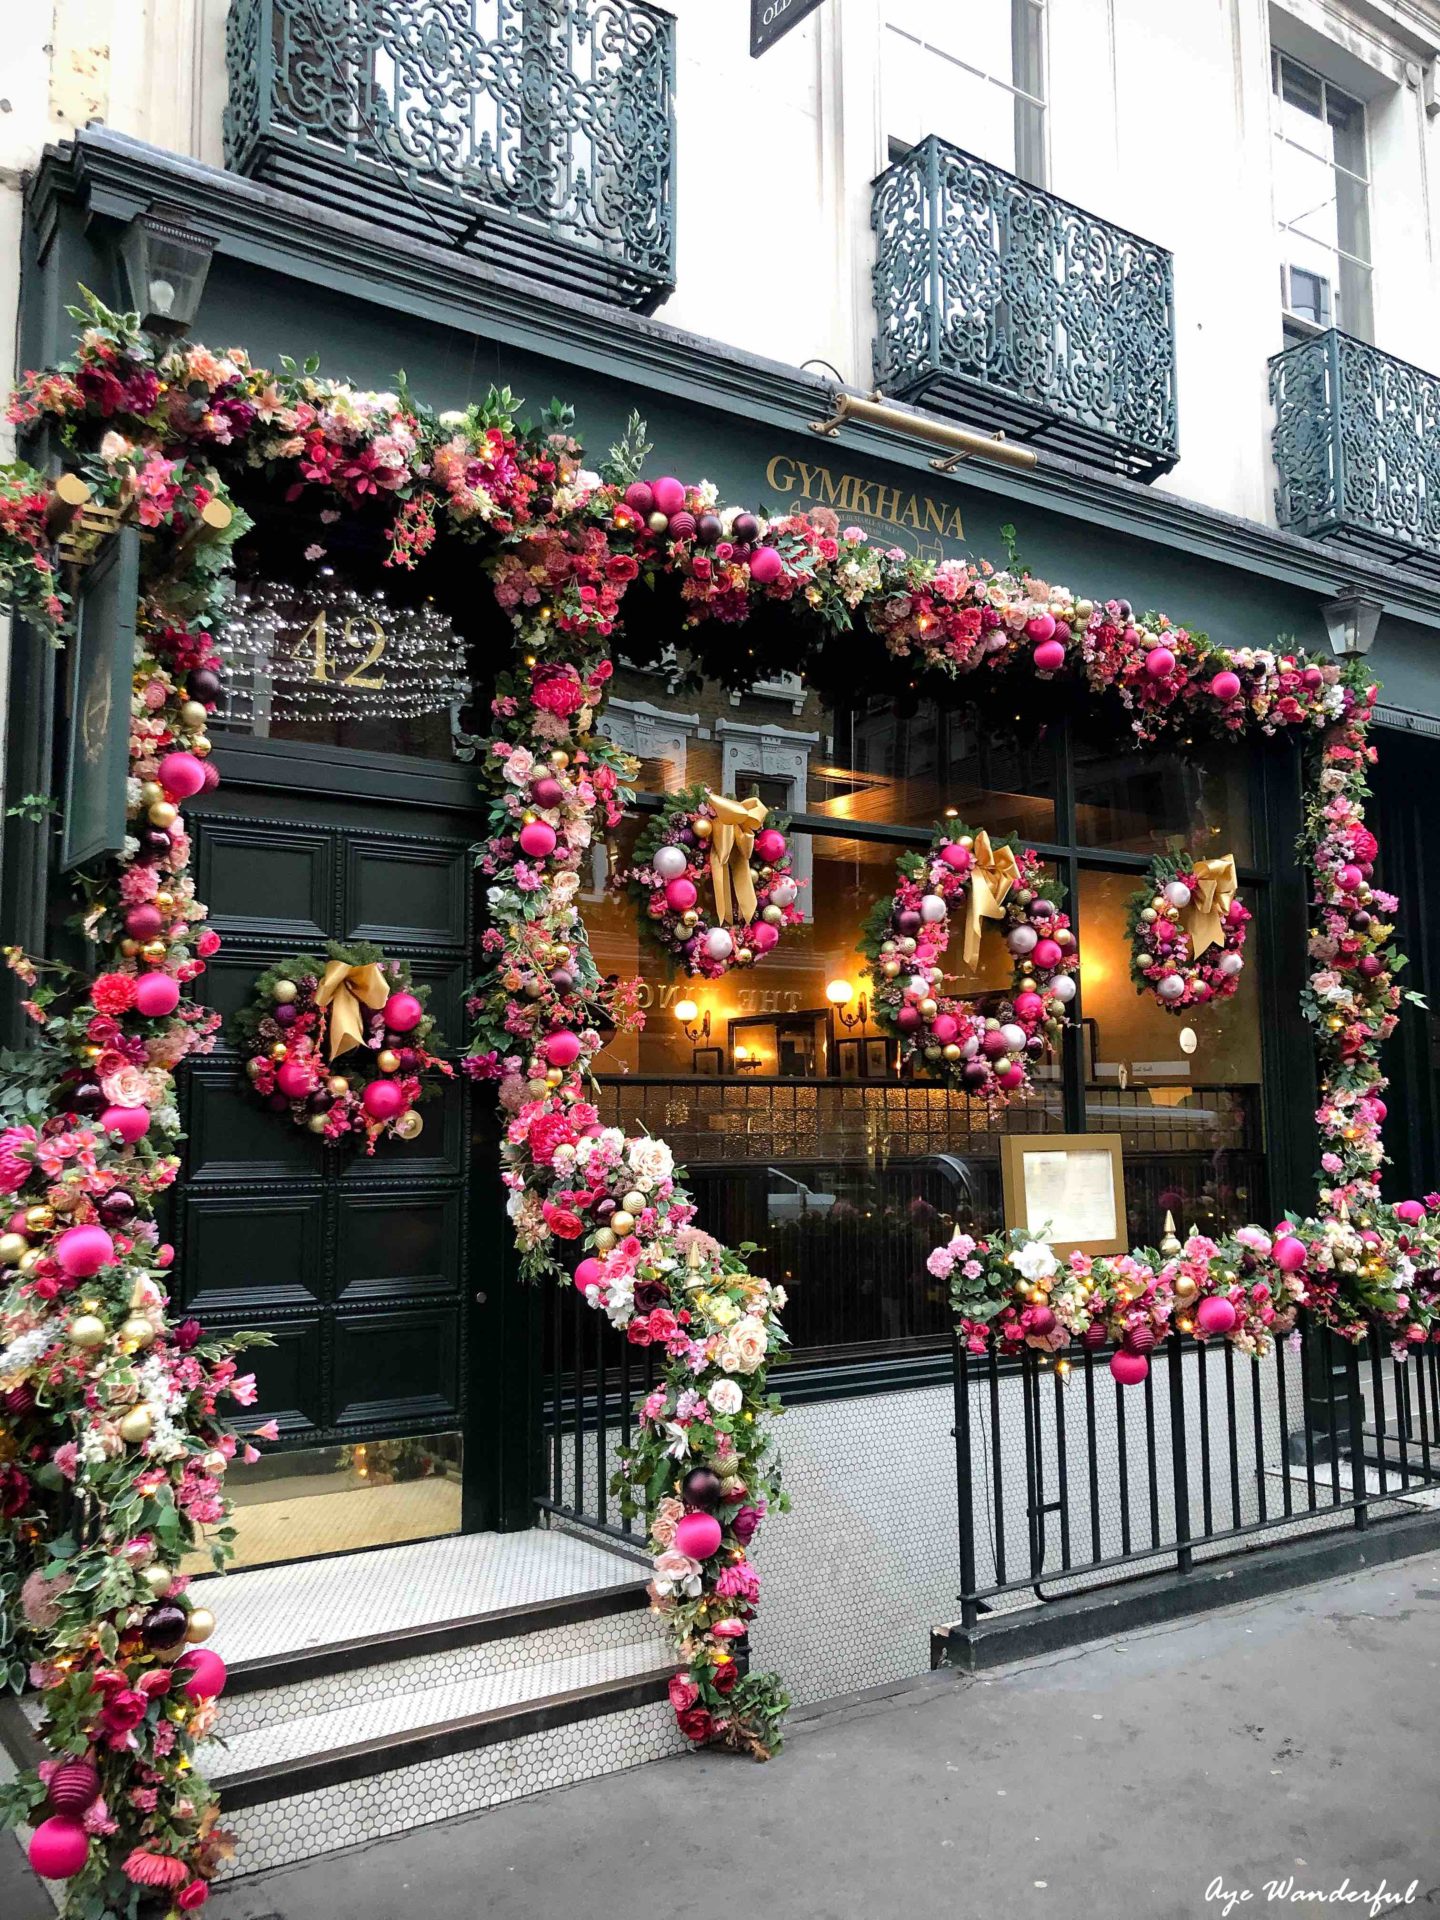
<box><xmin>871</xmin><ymin>137</ymin><xmax>1178</xmax><ymax>481</ymax></box>
<box><xmin>224</xmin><ymin>0</ymin><xmax>676</xmax><ymax>312</ymax></box>
<box><xmin>1270</xmin><ymin>329</ymin><xmax>1440</xmax><ymax>576</ymax></box>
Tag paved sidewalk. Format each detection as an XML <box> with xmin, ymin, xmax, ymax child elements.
<box><xmin>15</xmin><ymin>1554</ymin><xmax>1440</xmax><ymax>1920</ymax></box>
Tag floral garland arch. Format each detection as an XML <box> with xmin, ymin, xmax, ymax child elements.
<box><xmin>0</xmin><ymin>299</ymin><xmax>1428</xmax><ymax>1901</ymax></box>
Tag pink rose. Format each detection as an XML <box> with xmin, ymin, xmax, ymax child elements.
<box><xmin>667</xmin><ymin>1673</ymin><xmax>698</xmax><ymax>1713</ymax></box>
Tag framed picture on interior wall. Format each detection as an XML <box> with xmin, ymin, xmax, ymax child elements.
<box><xmin>836</xmin><ymin>1038</ymin><xmax>863</xmax><ymax>1080</ymax></box>
<box><xmin>864</xmin><ymin>1038</ymin><xmax>893</xmax><ymax>1079</ymax></box>
<box><xmin>692</xmin><ymin>1047</ymin><xmax>724</xmax><ymax>1077</ymax></box>
<box><xmin>1000</xmin><ymin>1132</ymin><xmax>1128</xmax><ymax>1259</ymax></box>
<box><xmin>62</xmin><ymin>526</ymin><xmax>141</xmax><ymax>871</ymax></box>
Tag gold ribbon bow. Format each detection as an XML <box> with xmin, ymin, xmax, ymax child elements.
<box><xmin>315</xmin><ymin>960</ymin><xmax>391</xmax><ymax>1061</ymax></box>
<box><xmin>706</xmin><ymin>791</ymin><xmax>770</xmax><ymax>925</ymax></box>
<box><xmin>964</xmin><ymin>831</ymin><xmax>1021</xmax><ymax>971</ymax></box>
<box><xmin>1184</xmin><ymin>854</ymin><xmax>1237</xmax><ymax>958</ymax></box>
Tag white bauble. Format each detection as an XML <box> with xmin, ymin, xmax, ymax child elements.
<box><xmin>999</xmin><ymin>1023</ymin><xmax>1026</xmax><ymax>1052</ymax></box>
<box><xmin>906</xmin><ymin>975</ymin><xmax>929</xmax><ymax>998</ymax></box>
<box><xmin>1164</xmin><ymin>880</ymin><xmax>1193</xmax><ymax>910</ymax></box>
<box><xmin>653</xmin><ymin>844</ymin><xmax>689</xmax><ymax>881</ymax></box>
<box><xmin>961</xmin><ymin>1034</ymin><xmax>980</xmax><ymax>1058</ymax></box>
<box><xmin>1007</xmin><ymin>925</ymin><xmax>1038</xmax><ymax>956</ymax></box>
<box><xmin>920</xmin><ymin>894</ymin><xmax>949</xmax><ymax>924</ymax></box>
<box><xmin>769</xmin><ymin>878</ymin><xmax>798</xmax><ymax>908</ymax></box>
<box><xmin>1048</xmin><ymin>973</ymin><xmax>1077</xmax><ymax>1003</ymax></box>
<box><xmin>1157</xmin><ymin>974</ymin><xmax>1187</xmax><ymax>1001</ymax></box>
<box><xmin>1218</xmin><ymin>951</ymin><xmax>1244</xmax><ymax>977</ymax></box>
<box><xmin>704</xmin><ymin>928</ymin><xmax>734</xmax><ymax>961</ymax></box>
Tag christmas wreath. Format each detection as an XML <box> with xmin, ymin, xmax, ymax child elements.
<box><xmin>234</xmin><ymin>943</ymin><xmax>452</xmax><ymax>1150</ymax></box>
<box><xmin>623</xmin><ymin>784</ymin><xmax>802</xmax><ymax>977</ymax></box>
<box><xmin>859</xmin><ymin>824</ymin><xmax>1078</xmax><ymax>1100</ymax></box>
<box><xmin>1126</xmin><ymin>853</ymin><xmax>1248</xmax><ymax>1011</ymax></box>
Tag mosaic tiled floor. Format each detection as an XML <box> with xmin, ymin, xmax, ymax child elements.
<box><xmin>197</xmin><ymin>1528</ymin><xmax>649</xmax><ymax>1667</ymax></box>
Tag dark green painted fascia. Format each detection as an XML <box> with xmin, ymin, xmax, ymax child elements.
<box><xmin>29</xmin><ymin>127</ymin><xmax>1440</xmax><ymax>632</ymax></box>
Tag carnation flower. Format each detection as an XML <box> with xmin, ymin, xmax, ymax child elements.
<box><xmin>123</xmin><ymin>1849</ymin><xmax>189</xmax><ymax>1890</ymax></box>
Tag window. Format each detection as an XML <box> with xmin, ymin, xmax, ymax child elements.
<box><xmin>583</xmin><ymin>659</ymin><xmax>1276</xmax><ymax>1367</ymax></box>
<box><xmin>884</xmin><ymin>0</ymin><xmax>1047</xmax><ymax>187</ymax></box>
<box><xmin>1273</xmin><ymin>51</ymin><xmax>1372</xmax><ymax>341</ymax></box>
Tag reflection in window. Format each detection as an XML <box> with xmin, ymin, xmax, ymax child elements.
<box><xmin>1273</xmin><ymin>51</ymin><xmax>1371</xmax><ymax>341</ymax></box>
<box><xmin>1071</xmin><ymin>722</ymin><xmax>1253</xmax><ymax>862</ymax></box>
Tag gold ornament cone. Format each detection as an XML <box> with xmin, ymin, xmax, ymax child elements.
<box><xmin>1184</xmin><ymin>854</ymin><xmax>1237</xmax><ymax>958</ymax></box>
<box><xmin>705</xmin><ymin>791</ymin><xmax>769</xmax><ymax>925</ymax></box>
<box><xmin>963</xmin><ymin>831</ymin><xmax>1021</xmax><ymax>970</ymax></box>
<box><xmin>315</xmin><ymin>960</ymin><xmax>391</xmax><ymax>1060</ymax></box>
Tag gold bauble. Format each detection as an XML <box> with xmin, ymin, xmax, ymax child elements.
<box><xmin>141</xmin><ymin>940</ymin><xmax>168</xmax><ymax>963</ymax></box>
<box><xmin>882</xmin><ymin>960</ymin><xmax>901</xmax><ymax>979</ymax></box>
<box><xmin>24</xmin><ymin>1205</ymin><xmax>54</xmax><ymax>1233</ymax></box>
<box><xmin>621</xmin><ymin>1190</ymin><xmax>646</xmax><ymax>1214</ymax></box>
<box><xmin>377</xmin><ymin>1050</ymin><xmax>401</xmax><ymax>1074</ymax></box>
<box><xmin>270</xmin><ymin>1042</ymin><xmax>288</xmax><ymax>1062</ymax></box>
<box><xmin>190</xmin><ymin>735</ymin><xmax>212</xmax><ymax>758</ymax></box>
<box><xmin>593</xmin><ymin>1227</ymin><xmax>617</xmax><ymax>1253</ymax></box>
<box><xmin>148</xmin><ymin>800</ymin><xmax>179</xmax><ymax>829</ymax></box>
<box><xmin>202</xmin><ymin>1450</ymin><xmax>228</xmax><ymax>1476</ymax></box>
<box><xmin>139</xmin><ymin>781</ymin><xmax>164</xmax><ymax>806</ymax></box>
<box><xmin>762</xmin><ymin>905</ymin><xmax>784</xmax><ymax>926</ymax></box>
<box><xmin>942</xmin><ymin>1043</ymin><xmax>962</xmax><ymax>1061</ymax></box>
<box><xmin>271</xmin><ymin>979</ymin><xmax>298</xmax><ymax>1005</ymax></box>
<box><xmin>118</xmin><ymin>1405</ymin><xmax>154</xmax><ymax>1445</ymax></box>
<box><xmin>185</xmin><ymin>1607</ymin><xmax>216</xmax><ymax>1643</ymax></box>
<box><xmin>154</xmin><ymin>891</ymin><xmax>175</xmax><ymax>912</ymax></box>
<box><xmin>179</xmin><ymin>700</ymin><xmax>209</xmax><ymax>730</ymax></box>
<box><xmin>681</xmin><ymin>911</ymin><xmax>699</xmax><ymax>928</ymax></box>
<box><xmin>527</xmin><ymin>1079</ymin><xmax>550</xmax><ymax>1100</ymax></box>
<box><xmin>549</xmin><ymin>750</ymin><xmax>570</xmax><ymax>770</ymax></box>
<box><xmin>245</xmin><ymin>1058</ymin><xmax>265</xmax><ymax>1082</ymax></box>
<box><xmin>693</xmin><ymin>818</ymin><xmax>713</xmax><ymax>840</ymax></box>
<box><xmin>736</xmin><ymin>948</ymin><xmax>754</xmax><ymax>966</ymax></box>
<box><xmin>1174</xmin><ymin>1276</ymin><xmax>1199</xmax><ymax>1301</ymax></box>
<box><xmin>393</xmin><ymin>1109</ymin><xmax>424</xmax><ymax>1142</ymax></box>
<box><xmin>609</xmin><ymin>1210</ymin><xmax>636</xmax><ymax>1235</ymax></box>
<box><xmin>544</xmin><ymin>1067</ymin><xmax>564</xmax><ymax>1088</ymax></box>
<box><xmin>326</xmin><ymin>1076</ymin><xmax>350</xmax><ymax>1098</ymax></box>
<box><xmin>18</xmin><ymin>1249</ymin><xmax>43</xmax><ymax>1274</ymax></box>
<box><xmin>0</xmin><ymin>1231</ymin><xmax>27</xmax><ymax>1266</ymax></box>
<box><xmin>919</xmin><ymin>998</ymin><xmax>939</xmax><ymax>1019</ymax></box>
<box><xmin>307</xmin><ymin>1113</ymin><xmax>330</xmax><ymax>1134</ymax></box>
<box><xmin>120</xmin><ymin>1316</ymin><xmax>156</xmax><ymax>1349</ymax></box>
<box><xmin>142</xmin><ymin>1563</ymin><xmax>172</xmax><ymax>1597</ymax></box>
<box><xmin>1074</xmin><ymin>599</ymin><xmax>1094</xmax><ymax>623</ymax></box>
<box><xmin>120</xmin><ymin>938</ymin><xmax>141</xmax><ymax>958</ymax></box>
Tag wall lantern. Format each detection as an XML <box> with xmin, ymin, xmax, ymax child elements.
<box><xmin>1320</xmin><ymin>589</ymin><xmax>1383</xmax><ymax>659</ymax></box>
<box><xmin>118</xmin><ymin>205</ymin><xmax>216</xmax><ymax>339</ymax></box>
<box><xmin>809</xmin><ymin>389</ymin><xmax>1039</xmax><ymax>474</ymax></box>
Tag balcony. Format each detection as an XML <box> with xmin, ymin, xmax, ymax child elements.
<box><xmin>223</xmin><ymin>0</ymin><xmax>676</xmax><ymax>313</ymax></box>
<box><xmin>871</xmin><ymin>137</ymin><xmax>1178</xmax><ymax>481</ymax></box>
<box><xmin>1270</xmin><ymin>330</ymin><xmax>1440</xmax><ymax>577</ymax></box>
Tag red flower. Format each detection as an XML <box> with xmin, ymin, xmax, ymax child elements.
<box><xmin>676</xmin><ymin>1704</ymin><xmax>715</xmax><ymax>1743</ymax></box>
<box><xmin>542</xmin><ymin>1204</ymin><xmax>584</xmax><ymax>1241</ymax></box>
<box><xmin>177</xmin><ymin>1881</ymin><xmax>210</xmax><ymax>1910</ymax></box>
<box><xmin>711</xmin><ymin>1660</ymin><xmax>739</xmax><ymax>1695</ymax></box>
<box><xmin>0</xmin><ymin>1464</ymin><xmax>28</xmax><ymax>1517</ymax></box>
<box><xmin>98</xmin><ymin>1689</ymin><xmax>149</xmax><ymax>1735</ymax></box>
<box><xmin>91</xmin><ymin>973</ymin><xmax>138</xmax><ymax>1016</ymax></box>
<box><xmin>196</xmin><ymin>929</ymin><xmax>221</xmax><ymax>958</ymax></box>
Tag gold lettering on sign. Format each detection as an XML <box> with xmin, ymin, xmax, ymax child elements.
<box><xmin>764</xmin><ymin>454</ymin><xmax>965</xmax><ymax>542</ymax></box>
<box><xmin>303</xmin><ymin>609</ymin><xmax>388</xmax><ymax>689</ymax></box>
<box><xmin>343</xmin><ymin>617</ymin><xmax>387</xmax><ymax>690</ymax></box>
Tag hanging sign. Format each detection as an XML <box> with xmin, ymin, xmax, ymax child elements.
<box><xmin>751</xmin><ymin>0</ymin><xmax>827</xmax><ymax>57</ymax></box>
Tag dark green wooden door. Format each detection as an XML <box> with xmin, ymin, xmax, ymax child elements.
<box><xmin>176</xmin><ymin>735</ymin><xmax>482</xmax><ymax>1480</ymax></box>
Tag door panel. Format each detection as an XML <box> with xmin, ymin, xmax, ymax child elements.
<box><xmin>177</xmin><ymin>745</ymin><xmax>481</xmax><ymax>1460</ymax></box>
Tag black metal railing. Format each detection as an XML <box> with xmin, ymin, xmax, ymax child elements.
<box><xmin>536</xmin><ymin>1273</ymin><xmax>660</xmax><ymax>1544</ymax></box>
<box><xmin>871</xmin><ymin>136</ymin><xmax>1178</xmax><ymax>479</ymax></box>
<box><xmin>950</xmin><ymin>1317</ymin><xmax>1440</xmax><ymax>1628</ymax></box>
<box><xmin>224</xmin><ymin>0</ymin><xmax>676</xmax><ymax>311</ymax></box>
<box><xmin>1269</xmin><ymin>328</ymin><xmax>1440</xmax><ymax>576</ymax></box>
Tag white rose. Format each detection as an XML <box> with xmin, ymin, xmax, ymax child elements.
<box><xmin>708</xmin><ymin>1378</ymin><xmax>743</xmax><ymax>1415</ymax></box>
<box><xmin>626</xmin><ymin>1137</ymin><xmax>674</xmax><ymax>1190</ymax></box>
<box><xmin>725</xmin><ymin>1316</ymin><xmax>768</xmax><ymax>1374</ymax></box>
<box><xmin>1010</xmin><ymin>1240</ymin><xmax>1059</xmax><ymax>1283</ymax></box>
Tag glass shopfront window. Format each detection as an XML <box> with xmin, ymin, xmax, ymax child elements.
<box><xmin>589</xmin><ymin>666</ymin><xmax>1277</xmax><ymax>1367</ymax></box>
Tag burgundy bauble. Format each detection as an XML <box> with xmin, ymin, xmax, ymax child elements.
<box><xmin>1081</xmin><ymin>1322</ymin><xmax>1107</xmax><ymax>1350</ymax></box>
<box><xmin>98</xmin><ymin>1189</ymin><xmax>137</xmax><ymax>1228</ymax></box>
<box><xmin>187</xmin><ymin>667</ymin><xmax>222</xmax><ymax>704</ymax></box>
<box><xmin>896</xmin><ymin>910</ymin><xmax>921</xmax><ymax>935</ymax></box>
<box><xmin>274</xmin><ymin>1003</ymin><xmax>297</xmax><ymax>1027</ymax></box>
<box><xmin>138</xmin><ymin>827</ymin><xmax>172</xmax><ymax>861</ymax></box>
<box><xmin>732</xmin><ymin>512</ymin><xmax>759</xmax><ymax>544</ymax></box>
<box><xmin>696</xmin><ymin>513</ymin><xmax>722</xmax><ymax>545</ymax></box>
<box><xmin>667</xmin><ymin>510</ymin><xmax>697</xmax><ymax>542</ymax></box>
<box><xmin>961</xmin><ymin>1060</ymin><xmax>991</xmax><ymax>1090</ymax></box>
<box><xmin>681</xmin><ymin>1467</ymin><xmax>724</xmax><ymax>1512</ymax></box>
<box><xmin>125</xmin><ymin>904</ymin><xmax>164</xmax><ymax>941</ymax></box>
<box><xmin>1124</xmin><ymin>1323</ymin><xmax>1156</xmax><ymax>1354</ymax></box>
<box><xmin>141</xmin><ymin>1601</ymin><xmax>189</xmax><ymax>1654</ymax></box>
<box><xmin>67</xmin><ymin>1080</ymin><xmax>105</xmax><ymax>1116</ymax></box>
<box><xmin>530</xmin><ymin>776</ymin><xmax>565</xmax><ymax>809</ymax></box>
<box><xmin>47</xmin><ymin>1760</ymin><xmax>101</xmax><ymax>1816</ymax></box>
<box><xmin>397</xmin><ymin>1048</ymin><xmax>420</xmax><ymax>1071</ymax></box>
<box><xmin>623</xmin><ymin>481</ymin><xmax>654</xmax><ymax>517</ymax></box>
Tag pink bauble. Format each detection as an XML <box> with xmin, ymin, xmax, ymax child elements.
<box><xmin>931</xmin><ymin>1014</ymin><xmax>960</xmax><ymax>1045</ymax></box>
<box><xmin>134</xmin><ymin>972</ymin><xmax>180</xmax><ymax>1018</ymax></box>
<box><xmin>1145</xmin><ymin>646</ymin><xmax>1176</xmax><ymax>678</ymax></box>
<box><xmin>939</xmin><ymin>843</ymin><xmax>971</xmax><ymax>872</ymax></box>
<box><xmin>544</xmin><ymin>1031</ymin><xmax>582</xmax><ymax>1067</ymax></box>
<box><xmin>997</xmin><ymin>1062</ymin><xmax>1026</xmax><ymax>1090</ymax></box>
<box><xmin>179</xmin><ymin>1648</ymin><xmax>227</xmax><ymax>1702</ymax></box>
<box><xmin>29</xmin><ymin>1816</ymin><xmax>89</xmax><ymax>1880</ymax></box>
<box><xmin>1025</xmin><ymin>611</ymin><xmax>1056</xmax><ymax>643</ymax></box>
<box><xmin>1370</xmin><ymin>1098</ymin><xmax>1387</xmax><ymax>1123</ymax></box>
<box><xmin>1335</xmin><ymin>864</ymin><xmax>1364</xmax><ymax>892</ymax></box>
<box><xmin>1395</xmin><ymin>1199</ymin><xmax>1426</xmax><ymax>1226</ymax></box>
<box><xmin>530</xmin><ymin>777</ymin><xmax>565</xmax><ymax>809</ymax></box>
<box><xmin>1033</xmin><ymin>639</ymin><xmax>1066</xmax><ymax>673</ymax></box>
<box><xmin>754</xmin><ymin>829</ymin><xmax>787</xmax><ymax>863</ymax></box>
<box><xmin>664</xmin><ymin>877</ymin><xmax>698</xmax><ymax>912</ymax></box>
<box><xmin>1195</xmin><ymin>1295</ymin><xmax>1238</xmax><ymax>1336</ymax></box>
<box><xmin>651</xmin><ymin>476</ymin><xmax>687</xmax><ymax>517</ymax></box>
<box><xmin>54</xmin><ymin>1225</ymin><xmax>115</xmax><ymax>1278</ymax></box>
<box><xmin>1358</xmin><ymin>954</ymin><xmax>1383</xmax><ymax>979</ymax></box>
<box><xmin>982</xmin><ymin>1029</ymin><xmax>1011</xmax><ymax>1058</ymax></box>
<box><xmin>1209</xmin><ymin>670</ymin><xmax>1241</xmax><ymax>702</ymax></box>
<box><xmin>125</xmin><ymin>904</ymin><xmax>164</xmax><ymax>941</ymax></box>
<box><xmin>896</xmin><ymin>1005</ymin><xmax>922</xmax><ymax>1033</ymax></box>
<box><xmin>276</xmin><ymin>1060</ymin><xmax>314</xmax><ymax>1101</ymax></box>
<box><xmin>1033</xmin><ymin>938</ymin><xmax>1063</xmax><ymax>970</ymax></box>
<box><xmin>158</xmin><ymin>752</ymin><xmax>206</xmax><ymax>800</ymax></box>
<box><xmin>384</xmin><ymin>992</ymin><xmax>424</xmax><ymax>1034</ymax></box>
<box><xmin>749</xmin><ymin>546</ymin><xmax>784</xmax><ymax>585</ymax></box>
<box><xmin>1109</xmin><ymin>1349</ymin><xmax>1149</xmax><ymax>1386</ymax></box>
<box><xmin>1013</xmin><ymin>990</ymin><xmax>1044</xmax><ymax>1022</ymax></box>
<box><xmin>673</xmin><ymin>1511</ymin><xmax>722</xmax><ymax>1560</ymax></box>
<box><xmin>1028</xmin><ymin>1306</ymin><xmax>1056</xmax><ymax>1335</ymax></box>
<box><xmin>362</xmin><ymin>1079</ymin><xmax>406</xmax><ymax>1122</ymax></box>
<box><xmin>750</xmin><ymin>921</ymin><xmax>779</xmax><ymax>953</ymax></box>
<box><xmin>102</xmin><ymin>1105</ymin><xmax>149</xmax><ymax>1143</ymax></box>
<box><xmin>575</xmin><ymin>1257</ymin><xmax>607</xmax><ymax>1293</ymax></box>
<box><xmin>623</xmin><ymin>480</ymin><xmax>654</xmax><ymax>517</ymax></box>
<box><xmin>1274</xmin><ymin>1234</ymin><xmax>1307</xmax><ymax>1273</ymax></box>
<box><xmin>518</xmin><ymin>821</ymin><xmax>558</xmax><ymax>859</ymax></box>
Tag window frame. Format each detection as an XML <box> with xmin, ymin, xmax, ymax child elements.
<box><xmin>1272</xmin><ymin>49</ymin><xmax>1373</xmax><ymax>343</ymax></box>
<box><xmin>884</xmin><ymin>0</ymin><xmax>1049</xmax><ymax>188</ymax></box>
